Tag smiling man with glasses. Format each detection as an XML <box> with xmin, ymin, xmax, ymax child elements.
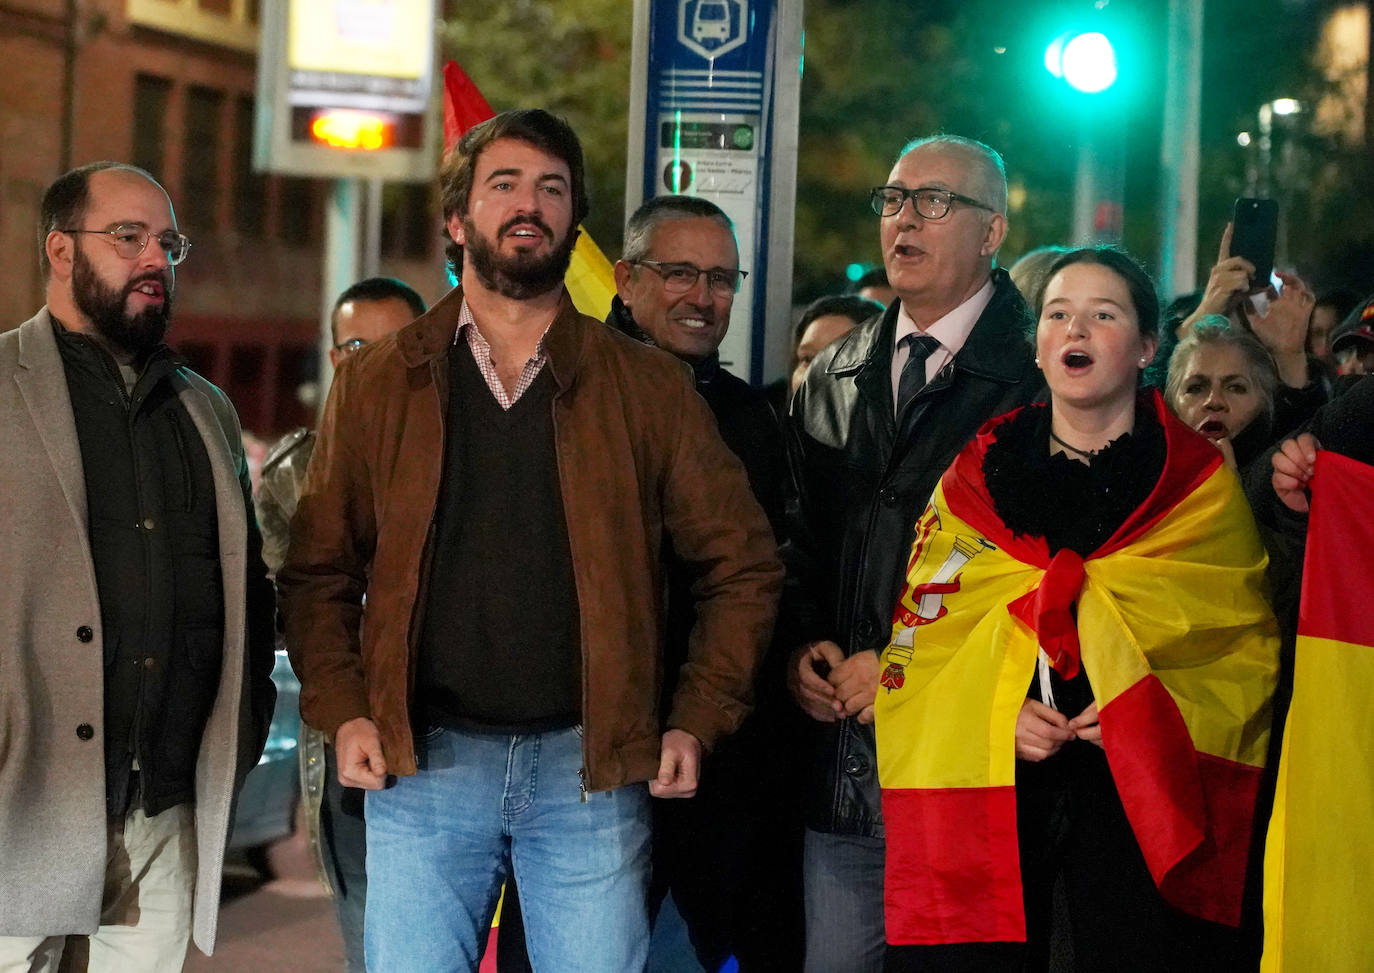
<box><xmin>594</xmin><ymin>193</ymin><xmax>800</xmax><ymax>970</ymax></box>
<box><xmin>0</xmin><ymin>161</ymin><xmax>276</xmax><ymax>969</ymax></box>
<box><xmin>782</xmin><ymin>135</ymin><xmax>1044</xmax><ymax>971</ymax></box>
<box><xmin>612</xmin><ymin>194</ymin><xmax>747</xmax><ymax>365</ymax></box>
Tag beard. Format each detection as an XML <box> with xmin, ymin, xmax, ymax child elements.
<box><xmin>462</xmin><ymin>214</ymin><xmax>578</xmax><ymax>301</ymax></box>
<box><xmin>72</xmin><ymin>245</ymin><xmax>173</xmax><ymax>359</ymax></box>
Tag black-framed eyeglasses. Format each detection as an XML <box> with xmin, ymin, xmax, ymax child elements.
<box><xmin>61</xmin><ymin>223</ymin><xmax>192</xmax><ymax>265</ymax></box>
<box><xmin>334</xmin><ymin>338</ymin><xmax>368</xmax><ymax>355</ymax></box>
<box><xmin>633</xmin><ymin>260</ymin><xmax>747</xmax><ymax>297</ymax></box>
<box><xmin>869</xmin><ymin>185</ymin><xmax>994</xmax><ymax>220</ymax></box>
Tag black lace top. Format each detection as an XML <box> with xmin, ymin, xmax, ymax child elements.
<box><xmin>982</xmin><ymin>397</ymin><xmax>1166</xmax><ymax>558</ymax></box>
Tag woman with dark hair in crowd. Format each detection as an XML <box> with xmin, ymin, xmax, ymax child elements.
<box><xmin>876</xmin><ymin>248</ymin><xmax>1280</xmax><ymax>972</ymax></box>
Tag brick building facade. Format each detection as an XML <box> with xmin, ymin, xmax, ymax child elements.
<box><xmin>0</xmin><ymin>0</ymin><xmax>445</xmax><ymax>438</ymax></box>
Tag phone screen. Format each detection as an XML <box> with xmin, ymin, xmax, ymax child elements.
<box><xmin>1232</xmin><ymin>198</ymin><xmax>1278</xmax><ymax>291</ymax></box>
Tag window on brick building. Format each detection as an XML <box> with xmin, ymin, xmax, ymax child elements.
<box><xmin>278</xmin><ymin>177</ymin><xmax>317</xmax><ymax>246</ymax></box>
<box><xmin>132</xmin><ymin>74</ymin><xmax>171</xmax><ymax>180</ymax></box>
<box><xmin>184</xmin><ymin>85</ymin><xmax>225</xmax><ymax>231</ymax></box>
<box><xmin>382</xmin><ymin>182</ymin><xmax>434</xmax><ymax>261</ymax></box>
<box><xmin>233</xmin><ymin>96</ymin><xmax>266</xmax><ymax>236</ymax></box>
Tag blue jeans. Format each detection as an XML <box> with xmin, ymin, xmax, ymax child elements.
<box><xmin>802</xmin><ymin>828</ymin><xmax>885</xmax><ymax>973</ymax></box>
<box><xmin>364</xmin><ymin>725</ymin><xmax>652</xmax><ymax>973</ymax></box>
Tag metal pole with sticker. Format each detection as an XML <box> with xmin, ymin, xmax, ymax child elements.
<box><xmin>626</xmin><ymin>0</ymin><xmax>803</xmax><ymax>385</ymax></box>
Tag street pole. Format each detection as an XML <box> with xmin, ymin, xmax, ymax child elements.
<box><xmin>764</xmin><ymin>0</ymin><xmax>804</xmax><ymax>383</ymax></box>
<box><xmin>1158</xmin><ymin>0</ymin><xmax>1202</xmax><ymax>298</ymax></box>
<box><xmin>318</xmin><ymin>179</ymin><xmax>360</xmax><ymax>409</ymax></box>
<box><xmin>363</xmin><ymin>177</ymin><xmax>383</xmax><ymax>279</ymax></box>
<box><xmin>1072</xmin><ymin>117</ymin><xmax>1123</xmax><ymax>247</ymax></box>
<box><xmin>1072</xmin><ymin>132</ymin><xmax>1097</xmax><ymax>246</ymax></box>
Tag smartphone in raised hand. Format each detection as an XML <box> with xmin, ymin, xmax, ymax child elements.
<box><xmin>1231</xmin><ymin>198</ymin><xmax>1278</xmax><ymax>292</ymax></box>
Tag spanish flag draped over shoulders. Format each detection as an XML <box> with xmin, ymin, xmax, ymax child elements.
<box><xmin>875</xmin><ymin>392</ymin><xmax>1280</xmax><ymax>946</ymax></box>
<box><xmin>1262</xmin><ymin>451</ymin><xmax>1374</xmax><ymax>972</ymax></box>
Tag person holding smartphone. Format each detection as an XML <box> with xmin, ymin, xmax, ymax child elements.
<box><xmin>1168</xmin><ymin>220</ymin><xmax>1328</xmax><ymax>433</ymax></box>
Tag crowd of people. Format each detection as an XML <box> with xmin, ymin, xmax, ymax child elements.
<box><xmin>0</xmin><ymin>105</ymin><xmax>1369</xmax><ymax>973</ymax></box>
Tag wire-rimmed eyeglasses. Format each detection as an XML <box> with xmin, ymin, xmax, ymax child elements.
<box><xmin>633</xmin><ymin>260</ymin><xmax>747</xmax><ymax>297</ymax></box>
<box><xmin>61</xmin><ymin>223</ymin><xmax>192</xmax><ymax>266</ymax></box>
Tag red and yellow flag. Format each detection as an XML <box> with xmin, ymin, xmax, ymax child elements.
<box><xmin>875</xmin><ymin>396</ymin><xmax>1280</xmax><ymax>946</ymax></box>
<box><xmin>1262</xmin><ymin>451</ymin><xmax>1374</xmax><ymax>972</ymax></box>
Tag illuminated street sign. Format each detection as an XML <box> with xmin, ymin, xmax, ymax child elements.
<box><xmin>255</xmin><ymin>0</ymin><xmax>439</xmax><ymax>180</ymax></box>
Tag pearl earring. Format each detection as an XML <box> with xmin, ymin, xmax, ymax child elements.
<box><xmin>1034</xmin><ymin>357</ymin><xmax>1041</xmax><ymax>367</ymax></box>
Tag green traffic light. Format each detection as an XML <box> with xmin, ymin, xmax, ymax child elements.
<box><xmin>1063</xmin><ymin>32</ymin><xmax>1117</xmax><ymax>92</ymax></box>
<box><xmin>1045</xmin><ymin>30</ymin><xmax>1118</xmax><ymax>94</ymax></box>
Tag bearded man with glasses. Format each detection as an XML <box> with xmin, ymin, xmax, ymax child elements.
<box><xmin>782</xmin><ymin>135</ymin><xmax>1044</xmax><ymax>971</ymax></box>
<box><xmin>0</xmin><ymin>161</ymin><xmax>276</xmax><ymax>969</ymax></box>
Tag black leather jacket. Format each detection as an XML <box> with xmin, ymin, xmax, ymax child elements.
<box><xmin>782</xmin><ymin>269</ymin><xmax>1044</xmax><ymax>836</ymax></box>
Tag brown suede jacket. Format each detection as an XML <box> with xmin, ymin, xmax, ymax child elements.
<box><xmin>278</xmin><ymin>286</ymin><xmax>782</xmax><ymax>791</ymax></box>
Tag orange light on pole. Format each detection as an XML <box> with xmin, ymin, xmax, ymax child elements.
<box><xmin>308</xmin><ymin>110</ymin><xmax>394</xmax><ymax>150</ymax></box>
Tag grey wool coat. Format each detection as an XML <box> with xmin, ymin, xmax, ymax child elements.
<box><xmin>0</xmin><ymin>310</ymin><xmax>276</xmax><ymax>955</ymax></box>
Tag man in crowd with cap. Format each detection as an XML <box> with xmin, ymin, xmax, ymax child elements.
<box><xmin>1332</xmin><ymin>304</ymin><xmax>1374</xmax><ymax>378</ymax></box>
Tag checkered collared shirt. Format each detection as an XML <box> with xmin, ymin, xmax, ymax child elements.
<box><xmin>454</xmin><ymin>299</ymin><xmax>552</xmax><ymax>410</ymax></box>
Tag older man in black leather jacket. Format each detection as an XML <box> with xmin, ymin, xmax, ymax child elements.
<box><xmin>783</xmin><ymin>135</ymin><xmax>1044</xmax><ymax>972</ymax></box>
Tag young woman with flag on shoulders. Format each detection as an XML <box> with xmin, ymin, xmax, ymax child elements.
<box><xmin>875</xmin><ymin>248</ymin><xmax>1281</xmax><ymax>972</ymax></box>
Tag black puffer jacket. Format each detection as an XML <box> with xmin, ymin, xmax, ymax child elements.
<box><xmin>782</xmin><ymin>269</ymin><xmax>1044</xmax><ymax>836</ymax></box>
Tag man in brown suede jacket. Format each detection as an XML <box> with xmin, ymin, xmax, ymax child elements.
<box><xmin>278</xmin><ymin>109</ymin><xmax>781</xmax><ymax>972</ymax></box>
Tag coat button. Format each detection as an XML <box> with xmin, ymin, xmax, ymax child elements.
<box><xmin>855</xmin><ymin>619</ymin><xmax>877</xmax><ymax>641</ymax></box>
<box><xmin>76</xmin><ymin>626</ymin><xmax>94</xmax><ymax>643</ymax></box>
<box><xmin>880</xmin><ymin>488</ymin><xmax>900</xmax><ymax>507</ymax></box>
<box><xmin>76</xmin><ymin>723</ymin><xmax>94</xmax><ymax>741</ymax></box>
<box><xmin>843</xmin><ymin>754</ymin><xmax>869</xmax><ymax>776</ymax></box>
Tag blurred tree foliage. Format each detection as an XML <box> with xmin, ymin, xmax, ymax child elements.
<box><xmin>439</xmin><ymin>0</ymin><xmax>1363</xmax><ymax>308</ymax></box>
<box><xmin>795</xmin><ymin>0</ymin><xmax>1336</xmax><ymax>302</ymax></box>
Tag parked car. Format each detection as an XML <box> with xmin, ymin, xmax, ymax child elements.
<box><xmin>228</xmin><ymin>648</ymin><xmax>301</xmax><ymax>864</ymax></box>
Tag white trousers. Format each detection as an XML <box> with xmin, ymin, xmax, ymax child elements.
<box><xmin>0</xmin><ymin>804</ymin><xmax>196</xmax><ymax>973</ymax></box>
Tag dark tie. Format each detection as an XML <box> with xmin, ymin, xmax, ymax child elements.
<box><xmin>896</xmin><ymin>333</ymin><xmax>942</xmax><ymax>416</ymax></box>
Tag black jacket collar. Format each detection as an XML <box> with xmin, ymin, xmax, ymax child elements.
<box><xmin>826</xmin><ymin>268</ymin><xmax>1032</xmax><ymax>386</ymax></box>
